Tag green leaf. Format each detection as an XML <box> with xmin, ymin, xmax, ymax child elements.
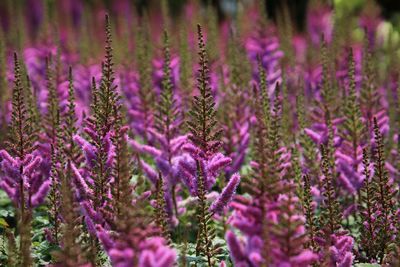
<box><xmin>0</xmin><ymin>218</ymin><xmax>8</xmax><ymax>228</ymax></box>
<box><xmin>0</xmin><ymin>209</ymin><xmax>11</xmax><ymax>217</ymax></box>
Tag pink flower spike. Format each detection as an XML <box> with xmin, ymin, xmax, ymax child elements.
<box><xmin>30</xmin><ymin>179</ymin><xmax>51</xmax><ymax>207</ymax></box>
<box><xmin>210</xmin><ymin>173</ymin><xmax>240</xmax><ymax>214</ymax></box>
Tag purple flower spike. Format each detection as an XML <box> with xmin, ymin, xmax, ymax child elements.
<box><xmin>291</xmin><ymin>250</ymin><xmax>319</xmax><ymax>266</ymax></box>
<box><xmin>207</xmin><ymin>153</ymin><xmax>232</xmax><ymax>175</ymax></box>
<box><xmin>30</xmin><ymin>179</ymin><xmax>51</xmax><ymax>206</ymax></box>
<box><xmin>96</xmin><ymin>225</ymin><xmax>115</xmax><ymax>251</ymax></box>
<box><xmin>140</xmin><ymin>160</ymin><xmax>159</xmax><ymax>185</ymax></box>
<box><xmin>71</xmin><ymin>162</ymin><xmax>94</xmax><ymax>197</ymax></box>
<box><xmin>327</xmin><ymin>234</ymin><xmax>354</xmax><ymax>267</ymax></box>
<box><xmin>210</xmin><ymin>173</ymin><xmax>240</xmax><ymax>214</ymax></box>
<box><xmin>130</xmin><ymin>138</ymin><xmax>162</xmax><ymax>158</ymax></box>
<box><xmin>0</xmin><ymin>149</ymin><xmax>49</xmax><ymax>207</ymax></box>
<box><xmin>226</xmin><ymin>230</ymin><xmax>246</xmax><ymax>264</ymax></box>
<box><xmin>73</xmin><ymin>135</ymin><xmax>97</xmax><ymax>168</ymax></box>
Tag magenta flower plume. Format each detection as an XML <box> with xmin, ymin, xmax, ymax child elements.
<box><xmin>226</xmin><ymin>230</ymin><xmax>249</xmax><ymax>265</ymax></box>
<box><xmin>0</xmin><ymin>150</ymin><xmax>49</xmax><ymax>207</ymax></box>
<box><xmin>177</xmin><ymin>151</ymin><xmax>233</xmax><ymax>194</ymax></box>
<box><xmin>138</xmin><ymin>237</ymin><xmax>177</xmax><ymax>267</ymax></box>
<box><xmin>96</xmin><ymin>225</ymin><xmax>176</xmax><ymax>267</ymax></box>
<box><xmin>73</xmin><ymin>134</ymin><xmax>96</xmax><ymax>168</ymax></box>
<box><xmin>327</xmin><ymin>233</ymin><xmax>355</xmax><ymax>267</ymax></box>
<box><xmin>210</xmin><ymin>173</ymin><xmax>240</xmax><ymax>214</ymax></box>
<box><xmin>246</xmin><ymin>32</ymin><xmax>283</xmax><ymax>97</ymax></box>
<box><xmin>307</xmin><ymin>3</ymin><xmax>333</xmax><ymax>45</ymax></box>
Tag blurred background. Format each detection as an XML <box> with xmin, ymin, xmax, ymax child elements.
<box><xmin>2</xmin><ymin>0</ymin><xmax>400</xmax><ymax>35</ymax></box>
<box><xmin>1</xmin><ymin>0</ymin><xmax>400</xmax><ymax>67</ymax></box>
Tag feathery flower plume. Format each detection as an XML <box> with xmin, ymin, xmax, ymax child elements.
<box><xmin>0</xmin><ymin>53</ymin><xmax>49</xmax><ymax>267</ymax></box>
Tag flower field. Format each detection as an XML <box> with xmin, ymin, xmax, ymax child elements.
<box><xmin>0</xmin><ymin>0</ymin><xmax>399</xmax><ymax>266</ymax></box>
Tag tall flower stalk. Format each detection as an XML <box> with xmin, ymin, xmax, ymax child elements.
<box><xmin>0</xmin><ymin>54</ymin><xmax>49</xmax><ymax>266</ymax></box>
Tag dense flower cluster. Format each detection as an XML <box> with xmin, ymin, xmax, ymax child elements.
<box><xmin>0</xmin><ymin>1</ymin><xmax>399</xmax><ymax>266</ymax></box>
